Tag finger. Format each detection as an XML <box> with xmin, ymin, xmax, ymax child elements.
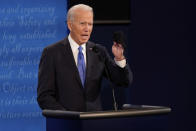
<box><xmin>115</xmin><ymin>44</ymin><xmax>123</xmax><ymax>49</ymax></box>
<box><xmin>117</xmin><ymin>44</ymin><xmax>122</xmax><ymax>48</ymax></box>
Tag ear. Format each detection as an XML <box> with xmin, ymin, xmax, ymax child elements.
<box><xmin>67</xmin><ymin>21</ymin><xmax>72</xmax><ymax>31</ymax></box>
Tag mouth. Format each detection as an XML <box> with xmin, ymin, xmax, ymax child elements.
<box><xmin>81</xmin><ymin>34</ymin><xmax>89</xmax><ymax>39</ymax></box>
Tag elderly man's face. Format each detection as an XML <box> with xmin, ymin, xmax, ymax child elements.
<box><xmin>68</xmin><ymin>9</ymin><xmax>93</xmax><ymax>45</ymax></box>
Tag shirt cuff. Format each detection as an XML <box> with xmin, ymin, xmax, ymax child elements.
<box><xmin>114</xmin><ymin>59</ymin><xmax>126</xmax><ymax>68</ymax></box>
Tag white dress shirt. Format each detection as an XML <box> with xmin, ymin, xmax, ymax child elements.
<box><xmin>68</xmin><ymin>34</ymin><xmax>126</xmax><ymax>68</ymax></box>
<box><xmin>68</xmin><ymin>35</ymin><xmax>87</xmax><ymax>66</ymax></box>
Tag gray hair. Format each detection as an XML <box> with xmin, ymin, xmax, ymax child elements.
<box><xmin>67</xmin><ymin>4</ymin><xmax>93</xmax><ymax>22</ymax></box>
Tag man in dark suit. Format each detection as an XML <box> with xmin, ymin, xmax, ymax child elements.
<box><xmin>37</xmin><ymin>4</ymin><xmax>133</xmax><ymax>112</ymax></box>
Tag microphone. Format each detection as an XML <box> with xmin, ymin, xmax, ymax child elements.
<box><xmin>91</xmin><ymin>45</ymin><xmax>118</xmax><ymax>111</ymax></box>
<box><xmin>91</xmin><ymin>46</ymin><xmax>99</xmax><ymax>53</ymax></box>
<box><xmin>112</xmin><ymin>31</ymin><xmax>126</xmax><ymax>49</ymax></box>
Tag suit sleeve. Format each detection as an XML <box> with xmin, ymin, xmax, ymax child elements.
<box><xmin>37</xmin><ymin>48</ymin><xmax>65</xmax><ymax>110</ymax></box>
<box><xmin>102</xmin><ymin>46</ymin><xmax>133</xmax><ymax>87</ymax></box>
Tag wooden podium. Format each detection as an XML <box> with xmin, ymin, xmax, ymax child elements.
<box><xmin>43</xmin><ymin>105</ymin><xmax>171</xmax><ymax>131</ymax></box>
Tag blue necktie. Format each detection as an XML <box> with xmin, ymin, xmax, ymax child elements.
<box><xmin>77</xmin><ymin>46</ymin><xmax>86</xmax><ymax>87</ymax></box>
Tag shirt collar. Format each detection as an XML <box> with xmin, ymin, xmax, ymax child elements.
<box><xmin>68</xmin><ymin>34</ymin><xmax>86</xmax><ymax>52</ymax></box>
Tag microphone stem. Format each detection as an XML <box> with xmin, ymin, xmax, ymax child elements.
<box><xmin>112</xmin><ymin>86</ymin><xmax>118</xmax><ymax>111</ymax></box>
<box><xmin>105</xmin><ymin>66</ymin><xmax>118</xmax><ymax>111</ymax></box>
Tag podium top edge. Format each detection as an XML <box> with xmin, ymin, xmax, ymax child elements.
<box><xmin>42</xmin><ymin>105</ymin><xmax>171</xmax><ymax>120</ymax></box>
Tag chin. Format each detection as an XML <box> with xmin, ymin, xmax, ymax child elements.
<box><xmin>81</xmin><ymin>40</ymin><xmax>88</xmax><ymax>44</ymax></box>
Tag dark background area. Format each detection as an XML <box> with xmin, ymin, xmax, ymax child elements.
<box><xmin>69</xmin><ymin>0</ymin><xmax>194</xmax><ymax>131</ymax></box>
<box><xmin>68</xmin><ymin>0</ymin><xmax>130</xmax><ymax>24</ymax></box>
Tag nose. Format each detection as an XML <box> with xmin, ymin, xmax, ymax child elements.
<box><xmin>84</xmin><ymin>23</ymin><xmax>92</xmax><ymax>32</ymax></box>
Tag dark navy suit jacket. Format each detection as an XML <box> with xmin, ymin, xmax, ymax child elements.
<box><xmin>37</xmin><ymin>38</ymin><xmax>133</xmax><ymax>112</ymax></box>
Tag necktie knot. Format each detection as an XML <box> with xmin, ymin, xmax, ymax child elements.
<box><xmin>78</xmin><ymin>46</ymin><xmax>83</xmax><ymax>53</ymax></box>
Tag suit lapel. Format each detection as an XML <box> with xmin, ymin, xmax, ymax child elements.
<box><xmin>85</xmin><ymin>42</ymin><xmax>96</xmax><ymax>88</ymax></box>
<box><xmin>62</xmin><ymin>38</ymin><xmax>83</xmax><ymax>89</ymax></box>
<box><xmin>62</xmin><ymin>39</ymin><xmax>96</xmax><ymax>89</ymax></box>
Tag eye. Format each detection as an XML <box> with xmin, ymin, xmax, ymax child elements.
<box><xmin>88</xmin><ymin>23</ymin><xmax>93</xmax><ymax>26</ymax></box>
<box><xmin>80</xmin><ymin>22</ymin><xmax>86</xmax><ymax>25</ymax></box>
